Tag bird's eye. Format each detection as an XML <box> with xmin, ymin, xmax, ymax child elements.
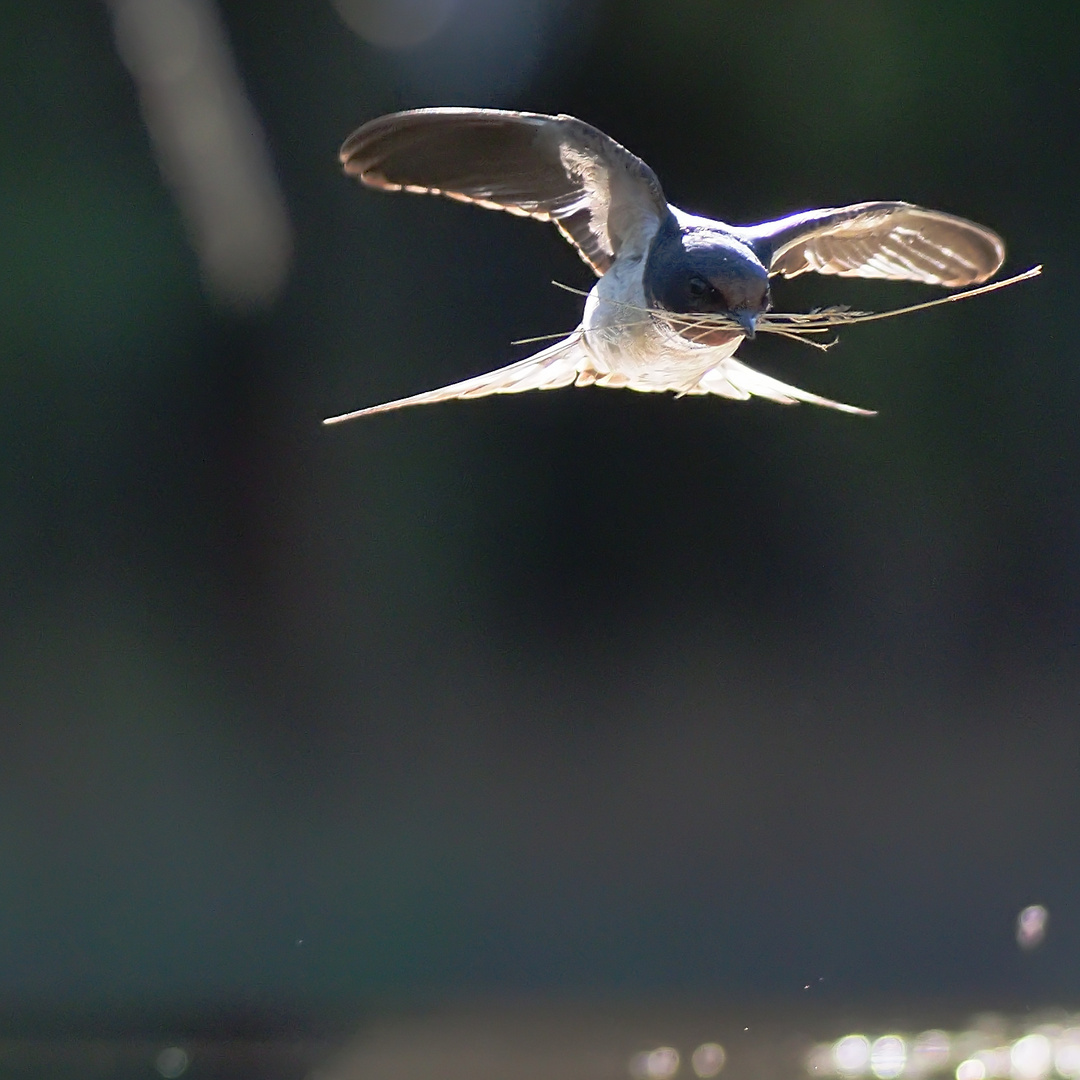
<box><xmin>687</xmin><ymin>275</ymin><xmax>710</xmax><ymax>298</ymax></box>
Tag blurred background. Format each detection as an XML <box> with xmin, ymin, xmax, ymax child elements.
<box><xmin>1</xmin><ymin>0</ymin><xmax>1078</xmax><ymax>1076</ymax></box>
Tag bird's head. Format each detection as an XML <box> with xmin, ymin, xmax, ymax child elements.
<box><xmin>644</xmin><ymin>218</ymin><xmax>771</xmax><ymax>343</ymax></box>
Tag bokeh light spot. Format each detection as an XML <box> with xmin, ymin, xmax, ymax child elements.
<box><xmin>871</xmin><ymin>1036</ymin><xmax>906</xmax><ymax>1079</ymax></box>
<box><xmin>692</xmin><ymin>1043</ymin><xmax>726</xmax><ymax>1078</ymax></box>
<box><xmin>331</xmin><ymin>0</ymin><xmax>459</xmax><ymax>49</ymax></box>
<box><xmin>631</xmin><ymin>1047</ymin><xmax>681</xmax><ymax>1080</ymax></box>
<box><xmin>835</xmin><ymin>1036</ymin><xmax>872</xmax><ymax>1076</ymax></box>
<box><xmin>1012</xmin><ymin>1035</ymin><xmax>1052</xmax><ymax>1080</ymax></box>
<box><xmin>1055</xmin><ymin>1032</ymin><xmax>1080</xmax><ymax>1079</ymax></box>
<box><xmin>155</xmin><ymin>1047</ymin><xmax>189</xmax><ymax>1079</ymax></box>
<box><xmin>976</xmin><ymin>1047</ymin><xmax>1013</xmax><ymax>1078</ymax></box>
<box><xmin>1017</xmin><ymin>905</ymin><xmax>1049</xmax><ymax>950</ymax></box>
<box><xmin>912</xmin><ymin>1031</ymin><xmax>952</xmax><ymax>1075</ymax></box>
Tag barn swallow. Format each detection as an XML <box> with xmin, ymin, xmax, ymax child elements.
<box><xmin>325</xmin><ymin>108</ymin><xmax>1004</xmax><ymax>423</ymax></box>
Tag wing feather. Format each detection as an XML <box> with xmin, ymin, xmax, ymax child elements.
<box><xmin>323</xmin><ymin>334</ymin><xmax>590</xmax><ymax>423</ymax></box>
<box><xmin>339</xmin><ymin>108</ymin><xmax>669</xmax><ymax>275</ymax></box>
<box><xmin>695</xmin><ymin>359</ymin><xmax>875</xmax><ymax>415</ymax></box>
<box><xmin>740</xmin><ymin>202</ymin><xmax>1004</xmax><ymax>287</ymax></box>
<box><xmin>322</xmin><ymin>333</ymin><xmax>875</xmax><ymax>422</ymax></box>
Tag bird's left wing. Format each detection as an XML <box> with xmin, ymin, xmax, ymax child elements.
<box><xmin>339</xmin><ymin>108</ymin><xmax>670</xmax><ymax>275</ymax></box>
<box><xmin>692</xmin><ymin>358</ymin><xmax>875</xmax><ymax>415</ymax></box>
<box><xmin>737</xmin><ymin>201</ymin><xmax>1004</xmax><ymax>287</ymax></box>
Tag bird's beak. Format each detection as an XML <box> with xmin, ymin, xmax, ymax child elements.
<box><xmin>733</xmin><ymin>310</ymin><xmax>758</xmax><ymax>339</ymax></box>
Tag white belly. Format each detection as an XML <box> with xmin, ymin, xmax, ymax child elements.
<box><xmin>579</xmin><ymin>256</ymin><xmax>744</xmax><ymax>391</ymax></box>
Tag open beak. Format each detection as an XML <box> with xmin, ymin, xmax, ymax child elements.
<box><xmin>733</xmin><ymin>309</ymin><xmax>758</xmax><ymax>339</ymax></box>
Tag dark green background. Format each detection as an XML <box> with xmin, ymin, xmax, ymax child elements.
<box><xmin>1</xmin><ymin>0</ymin><xmax>1077</xmax><ymax>1023</ymax></box>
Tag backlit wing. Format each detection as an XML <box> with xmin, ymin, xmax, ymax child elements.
<box><xmin>340</xmin><ymin>108</ymin><xmax>670</xmax><ymax>275</ymax></box>
<box><xmin>692</xmin><ymin>358</ymin><xmax>875</xmax><ymax>415</ymax></box>
<box><xmin>740</xmin><ymin>201</ymin><xmax>1004</xmax><ymax>287</ymax></box>
<box><xmin>323</xmin><ymin>334</ymin><xmax>875</xmax><ymax>422</ymax></box>
<box><xmin>323</xmin><ymin>334</ymin><xmax>591</xmax><ymax>423</ymax></box>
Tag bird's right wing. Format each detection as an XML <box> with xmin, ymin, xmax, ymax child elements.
<box><xmin>323</xmin><ymin>333</ymin><xmax>593</xmax><ymax>423</ymax></box>
<box><xmin>339</xmin><ymin>108</ymin><xmax>670</xmax><ymax>275</ymax></box>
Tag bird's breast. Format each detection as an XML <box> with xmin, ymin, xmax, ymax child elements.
<box><xmin>581</xmin><ymin>267</ymin><xmax>744</xmax><ymax>389</ymax></box>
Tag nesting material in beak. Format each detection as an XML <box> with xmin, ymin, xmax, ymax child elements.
<box><xmin>733</xmin><ymin>309</ymin><xmax>758</xmax><ymax>339</ymax></box>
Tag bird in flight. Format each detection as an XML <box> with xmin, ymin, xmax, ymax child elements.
<box><xmin>325</xmin><ymin>108</ymin><xmax>1005</xmax><ymax>423</ymax></box>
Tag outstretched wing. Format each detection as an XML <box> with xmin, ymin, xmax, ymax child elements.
<box><xmin>340</xmin><ymin>108</ymin><xmax>670</xmax><ymax>275</ymax></box>
<box><xmin>323</xmin><ymin>334</ymin><xmax>592</xmax><ymax>423</ymax></box>
<box><xmin>322</xmin><ymin>332</ymin><xmax>875</xmax><ymax>422</ymax></box>
<box><xmin>691</xmin><ymin>358</ymin><xmax>875</xmax><ymax>415</ymax></box>
<box><xmin>738</xmin><ymin>202</ymin><xmax>1004</xmax><ymax>287</ymax></box>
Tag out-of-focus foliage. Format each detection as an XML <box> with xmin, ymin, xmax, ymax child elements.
<box><xmin>0</xmin><ymin>0</ymin><xmax>1077</xmax><ymax>1017</ymax></box>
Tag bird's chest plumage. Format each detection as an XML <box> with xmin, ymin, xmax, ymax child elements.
<box><xmin>581</xmin><ymin>254</ymin><xmax>743</xmax><ymax>388</ymax></box>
